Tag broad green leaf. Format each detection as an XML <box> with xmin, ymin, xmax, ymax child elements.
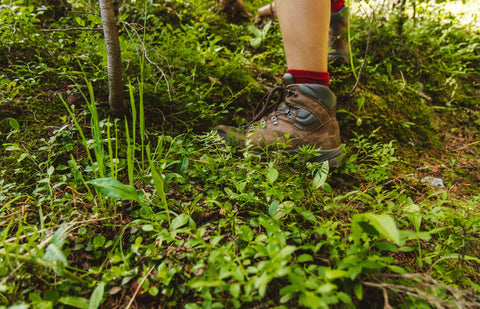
<box><xmin>142</xmin><ymin>224</ymin><xmax>154</xmax><ymax>232</ymax></box>
<box><xmin>250</xmin><ymin>37</ymin><xmax>261</xmax><ymax>48</ymax></box>
<box><xmin>352</xmin><ymin>213</ymin><xmax>402</xmax><ymax>246</ymax></box>
<box><xmin>312</xmin><ymin>160</ymin><xmax>329</xmax><ymax>190</ymax></box>
<box><xmin>229</xmin><ymin>283</ymin><xmax>241</xmax><ymax>299</ymax></box>
<box><xmin>387</xmin><ymin>265</ymin><xmax>407</xmax><ymax>274</ymax></box>
<box><xmin>299</xmin><ymin>291</ymin><xmax>327</xmax><ymax>309</ymax></box>
<box><xmin>171</xmin><ymin>213</ymin><xmax>189</xmax><ymax>230</ymax></box>
<box><xmin>8</xmin><ymin>117</ymin><xmax>20</xmax><ymax>130</ymax></box>
<box><xmin>253</xmin><ymin>272</ymin><xmax>269</xmax><ymax>297</ymax></box>
<box><xmin>238</xmin><ymin>225</ymin><xmax>254</xmax><ymax>242</ymax></box>
<box><xmin>269</xmin><ymin>200</ymin><xmax>280</xmax><ymax>217</ymax></box>
<box><xmin>297</xmin><ymin>254</ymin><xmax>313</xmax><ymax>263</ymax></box>
<box><xmin>248</xmin><ymin>24</ymin><xmax>261</xmax><ymax>37</ymax></box>
<box><xmin>266</xmin><ymin>167</ymin><xmax>279</xmax><ymax>183</ymax></box>
<box><xmin>210</xmin><ymin>235</ymin><xmax>224</xmax><ymax>246</ymax></box>
<box><xmin>149</xmin><ymin>286</ymin><xmax>159</xmax><ymax>296</ymax></box>
<box><xmin>43</xmin><ymin>289</ymin><xmax>60</xmax><ymax>302</ymax></box>
<box><xmin>58</xmin><ymin>296</ymin><xmax>89</xmax><ymax>309</ymax></box>
<box><xmin>4</xmin><ymin>144</ymin><xmax>22</xmax><ymax>151</ymax></box>
<box><xmin>89</xmin><ymin>282</ymin><xmax>105</xmax><ymax>309</ymax></box>
<box><xmin>272</xmin><ymin>201</ymin><xmax>294</xmax><ymax>220</ymax></box>
<box><xmin>87</xmin><ymin>178</ymin><xmax>139</xmax><ymax>201</ymax></box>
<box><xmin>404</xmin><ymin>203</ymin><xmax>422</xmax><ymax>232</ymax></box>
<box><xmin>301</xmin><ymin>211</ymin><xmax>317</xmax><ymax>223</ymax></box>
<box><xmin>235</xmin><ymin>181</ymin><xmax>246</xmax><ymax>193</ymax></box>
<box><xmin>93</xmin><ymin>235</ymin><xmax>106</xmax><ymax>248</ymax></box>
<box><xmin>354</xmin><ymin>283</ymin><xmax>363</xmax><ymax>300</ymax></box>
<box><xmin>337</xmin><ymin>292</ymin><xmax>353</xmax><ymax>305</ymax></box>
<box><xmin>324</xmin><ymin>269</ymin><xmax>349</xmax><ymax>280</ymax></box>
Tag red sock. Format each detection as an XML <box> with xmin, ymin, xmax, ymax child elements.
<box><xmin>286</xmin><ymin>69</ymin><xmax>329</xmax><ymax>87</ymax></box>
<box><xmin>331</xmin><ymin>0</ymin><xmax>345</xmax><ymax>13</ymax></box>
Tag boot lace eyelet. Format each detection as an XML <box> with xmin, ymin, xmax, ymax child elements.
<box><xmin>287</xmin><ymin>109</ymin><xmax>295</xmax><ymax>119</ymax></box>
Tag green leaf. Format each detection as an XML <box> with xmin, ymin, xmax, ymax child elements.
<box><xmin>210</xmin><ymin>235</ymin><xmax>224</xmax><ymax>246</ymax></box>
<box><xmin>297</xmin><ymin>254</ymin><xmax>313</xmax><ymax>263</ymax></box>
<box><xmin>269</xmin><ymin>200</ymin><xmax>280</xmax><ymax>217</ymax></box>
<box><xmin>87</xmin><ymin>178</ymin><xmax>139</xmax><ymax>201</ymax></box>
<box><xmin>352</xmin><ymin>213</ymin><xmax>402</xmax><ymax>246</ymax></box>
<box><xmin>387</xmin><ymin>265</ymin><xmax>407</xmax><ymax>274</ymax></box>
<box><xmin>93</xmin><ymin>235</ymin><xmax>106</xmax><ymax>249</ymax></box>
<box><xmin>58</xmin><ymin>296</ymin><xmax>89</xmax><ymax>309</ymax></box>
<box><xmin>299</xmin><ymin>291</ymin><xmax>327</xmax><ymax>309</ymax></box>
<box><xmin>354</xmin><ymin>283</ymin><xmax>363</xmax><ymax>300</ymax></box>
<box><xmin>266</xmin><ymin>167</ymin><xmax>279</xmax><ymax>183</ymax></box>
<box><xmin>149</xmin><ymin>286</ymin><xmax>159</xmax><ymax>296</ymax></box>
<box><xmin>238</xmin><ymin>225</ymin><xmax>254</xmax><ymax>242</ymax></box>
<box><xmin>250</xmin><ymin>37</ymin><xmax>262</xmax><ymax>48</ymax></box>
<box><xmin>8</xmin><ymin>117</ymin><xmax>20</xmax><ymax>130</ymax></box>
<box><xmin>312</xmin><ymin>160</ymin><xmax>329</xmax><ymax>190</ymax></box>
<box><xmin>89</xmin><ymin>282</ymin><xmax>105</xmax><ymax>309</ymax></box>
<box><xmin>147</xmin><ymin>144</ymin><xmax>169</xmax><ymax>210</ymax></box>
<box><xmin>324</xmin><ymin>269</ymin><xmax>349</xmax><ymax>280</ymax></box>
<box><xmin>43</xmin><ymin>289</ymin><xmax>60</xmax><ymax>302</ymax></box>
<box><xmin>301</xmin><ymin>211</ymin><xmax>317</xmax><ymax>223</ymax></box>
<box><xmin>229</xmin><ymin>283</ymin><xmax>241</xmax><ymax>299</ymax></box>
<box><xmin>248</xmin><ymin>24</ymin><xmax>261</xmax><ymax>37</ymax></box>
<box><xmin>338</xmin><ymin>292</ymin><xmax>353</xmax><ymax>305</ymax></box>
<box><xmin>403</xmin><ymin>203</ymin><xmax>422</xmax><ymax>231</ymax></box>
<box><xmin>142</xmin><ymin>224</ymin><xmax>154</xmax><ymax>232</ymax></box>
<box><xmin>171</xmin><ymin>213</ymin><xmax>189</xmax><ymax>230</ymax></box>
<box><xmin>272</xmin><ymin>201</ymin><xmax>294</xmax><ymax>220</ymax></box>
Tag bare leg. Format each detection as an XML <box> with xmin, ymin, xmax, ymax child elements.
<box><xmin>274</xmin><ymin>0</ymin><xmax>330</xmax><ymax>72</ymax></box>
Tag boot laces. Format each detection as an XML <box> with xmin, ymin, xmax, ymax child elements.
<box><xmin>244</xmin><ymin>85</ymin><xmax>297</xmax><ymax>128</ymax></box>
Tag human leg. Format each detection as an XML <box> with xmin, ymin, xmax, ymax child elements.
<box><xmin>256</xmin><ymin>0</ymin><xmax>350</xmax><ymax>65</ymax></box>
<box><xmin>275</xmin><ymin>0</ymin><xmax>330</xmax><ymax>72</ymax></box>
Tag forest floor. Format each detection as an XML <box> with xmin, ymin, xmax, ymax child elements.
<box><xmin>1</xmin><ymin>0</ymin><xmax>480</xmax><ymax>308</ymax></box>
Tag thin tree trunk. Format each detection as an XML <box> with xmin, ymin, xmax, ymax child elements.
<box><xmin>99</xmin><ymin>0</ymin><xmax>127</xmax><ymax>115</ymax></box>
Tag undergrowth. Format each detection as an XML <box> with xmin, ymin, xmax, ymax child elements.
<box><xmin>0</xmin><ymin>0</ymin><xmax>479</xmax><ymax>308</ymax></box>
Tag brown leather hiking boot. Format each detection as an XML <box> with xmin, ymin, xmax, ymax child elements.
<box><xmin>329</xmin><ymin>6</ymin><xmax>350</xmax><ymax>65</ymax></box>
<box><xmin>216</xmin><ymin>74</ymin><xmax>344</xmax><ymax>167</ymax></box>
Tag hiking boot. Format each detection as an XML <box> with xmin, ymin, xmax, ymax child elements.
<box><xmin>329</xmin><ymin>6</ymin><xmax>350</xmax><ymax>65</ymax></box>
<box><xmin>216</xmin><ymin>73</ymin><xmax>344</xmax><ymax>167</ymax></box>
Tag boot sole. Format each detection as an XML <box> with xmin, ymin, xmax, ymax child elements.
<box><xmin>217</xmin><ymin>129</ymin><xmax>345</xmax><ymax>167</ymax></box>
